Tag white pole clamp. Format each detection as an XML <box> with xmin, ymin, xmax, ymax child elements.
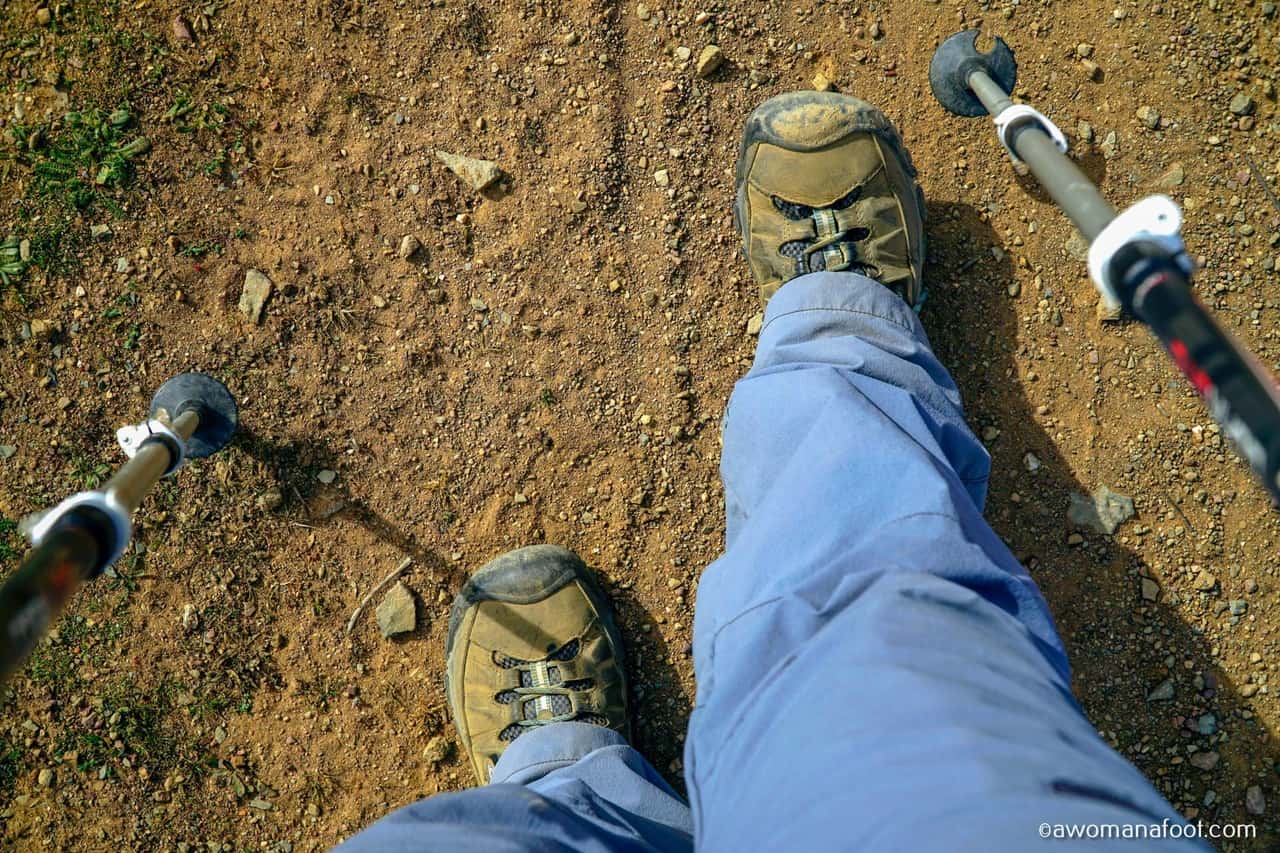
<box><xmin>1086</xmin><ymin>195</ymin><xmax>1192</xmax><ymax>312</ymax></box>
<box><xmin>27</xmin><ymin>491</ymin><xmax>132</xmax><ymax>575</ymax></box>
<box><xmin>116</xmin><ymin>419</ymin><xmax>187</xmax><ymax>477</ymax></box>
<box><xmin>993</xmin><ymin>104</ymin><xmax>1069</xmax><ymax>164</ymax></box>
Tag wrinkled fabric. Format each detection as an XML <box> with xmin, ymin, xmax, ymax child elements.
<box><xmin>339</xmin><ymin>272</ymin><xmax>1204</xmax><ymax>852</ymax></box>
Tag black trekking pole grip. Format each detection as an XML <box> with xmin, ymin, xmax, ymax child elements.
<box><xmin>1118</xmin><ymin>252</ymin><xmax>1280</xmax><ymax>504</ymax></box>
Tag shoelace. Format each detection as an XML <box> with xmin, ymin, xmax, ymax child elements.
<box><xmin>493</xmin><ymin>640</ymin><xmax>605</xmax><ymax>740</ymax></box>
<box><xmin>773</xmin><ymin>180</ymin><xmax>876</xmax><ymax>277</ymax></box>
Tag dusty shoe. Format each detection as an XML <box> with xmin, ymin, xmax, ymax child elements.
<box><xmin>445</xmin><ymin>545</ymin><xmax>629</xmax><ymax>784</ymax></box>
<box><xmin>734</xmin><ymin>90</ymin><xmax>926</xmax><ymax>306</ymax></box>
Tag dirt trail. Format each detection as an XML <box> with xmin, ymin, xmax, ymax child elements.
<box><xmin>2</xmin><ymin>0</ymin><xmax>1280</xmax><ymax>849</ymax></box>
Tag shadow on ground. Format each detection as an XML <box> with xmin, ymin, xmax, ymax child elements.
<box><xmin>926</xmin><ymin>200</ymin><xmax>1277</xmax><ymax>846</ymax></box>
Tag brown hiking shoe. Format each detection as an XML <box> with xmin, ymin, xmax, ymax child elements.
<box><xmin>445</xmin><ymin>545</ymin><xmax>629</xmax><ymax>784</ymax></box>
<box><xmin>734</xmin><ymin>91</ymin><xmax>926</xmax><ymax>306</ymax></box>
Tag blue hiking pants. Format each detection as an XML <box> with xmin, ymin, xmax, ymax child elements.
<box><xmin>338</xmin><ymin>273</ymin><xmax>1206</xmax><ymax>851</ymax></box>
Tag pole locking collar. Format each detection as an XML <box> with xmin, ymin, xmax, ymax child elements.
<box><xmin>116</xmin><ymin>419</ymin><xmax>187</xmax><ymax>477</ymax></box>
<box><xmin>993</xmin><ymin>104</ymin><xmax>1068</xmax><ymax>164</ymax></box>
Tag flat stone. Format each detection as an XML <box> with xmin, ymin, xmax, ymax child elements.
<box><xmin>1065</xmin><ymin>230</ymin><xmax>1090</xmax><ymax>261</ymax></box>
<box><xmin>1157</xmin><ymin>163</ymin><xmax>1185</xmax><ymax>190</ymax></box>
<box><xmin>437</xmin><ymin>150</ymin><xmax>502</xmax><ymax>192</ymax></box>
<box><xmin>1247</xmin><ymin>785</ymin><xmax>1266</xmax><ymax>816</ymax></box>
<box><xmin>1230</xmin><ymin>92</ymin><xmax>1257</xmax><ymax>116</ymax></box>
<box><xmin>423</xmin><ymin>734</ymin><xmax>451</xmax><ymax>766</ymax></box>
<box><xmin>1136</xmin><ymin>105</ymin><xmax>1160</xmax><ymax>129</ymax></box>
<box><xmin>1146</xmin><ymin>678</ymin><xmax>1175</xmax><ymax>702</ymax></box>
<box><xmin>1141</xmin><ymin>577</ymin><xmax>1160</xmax><ymax>602</ymax></box>
<box><xmin>0</xmin><ymin>445</ymin><xmax>15</xmax><ymax>459</ymax></box>
<box><xmin>239</xmin><ymin>269</ymin><xmax>273</xmax><ymax>324</ymax></box>
<box><xmin>398</xmin><ymin>234</ymin><xmax>422</xmax><ymax>260</ymax></box>
<box><xmin>317</xmin><ymin>469</ymin><xmax>337</xmax><ymax>484</ymax></box>
<box><xmin>1194</xmin><ymin>570</ymin><xmax>1218</xmax><ymax>592</ymax></box>
<box><xmin>746</xmin><ymin>312</ymin><xmax>764</xmax><ymax>336</ymax></box>
<box><xmin>376</xmin><ymin>581</ymin><xmax>417</xmax><ymax>637</ymax></box>
<box><xmin>1189</xmin><ymin>750</ymin><xmax>1220</xmax><ymax>771</ymax></box>
<box><xmin>1067</xmin><ymin>484</ymin><xmax>1134</xmax><ymax>535</ymax></box>
<box><xmin>696</xmin><ymin>44</ymin><xmax>724</xmax><ymax>78</ymax></box>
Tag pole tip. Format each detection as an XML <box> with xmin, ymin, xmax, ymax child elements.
<box><xmin>929</xmin><ymin>29</ymin><xmax>1018</xmax><ymax>117</ymax></box>
<box><xmin>149</xmin><ymin>373</ymin><xmax>238</xmax><ymax>459</ymax></box>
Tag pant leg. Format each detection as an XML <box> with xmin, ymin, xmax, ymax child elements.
<box><xmin>685</xmin><ymin>272</ymin><xmax>1208</xmax><ymax>851</ymax></box>
<box><xmin>337</xmin><ymin>722</ymin><xmax>692</xmax><ymax>852</ymax></box>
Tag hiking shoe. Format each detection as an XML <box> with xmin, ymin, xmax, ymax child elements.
<box><xmin>734</xmin><ymin>90</ymin><xmax>926</xmax><ymax>306</ymax></box>
<box><xmin>445</xmin><ymin>545</ymin><xmax>629</xmax><ymax>784</ymax></box>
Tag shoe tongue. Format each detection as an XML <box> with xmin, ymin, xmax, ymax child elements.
<box><xmin>749</xmin><ymin>137</ymin><xmax>883</xmax><ymax>208</ymax></box>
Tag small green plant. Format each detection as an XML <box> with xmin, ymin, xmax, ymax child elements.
<box><xmin>70</xmin><ymin>456</ymin><xmax>111</xmax><ymax>489</ymax></box>
<box><xmin>0</xmin><ymin>235</ymin><xmax>27</xmax><ymax>289</ymax></box>
<box><xmin>540</xmin><ymin>388</ymin><xmax>558</xmax><ymax>407</ymax></box>
<box><xmin>0</xmin><ymin>516</ymin><xmax>18</xmax><ymax>562</ymax></box>
<box><xmin>13</xmin><ymin>108</ymin><xmax>150</xmax><ymax>214</ymax></box>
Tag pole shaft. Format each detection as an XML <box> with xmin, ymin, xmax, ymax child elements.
<box><xmin>967</xmin><ymin>69</ymin><xmax>1117</xmax><ymax>241</ymax></box>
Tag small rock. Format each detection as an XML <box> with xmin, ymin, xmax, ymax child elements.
<box><xmin>37</xmin><ymin>768</ymin><xmax>53</xmax><ymax>787</ymax></box>
<box><xmin>0</xmin><ymin>445</ymin><xmax>15</xmax><ymax>460</ymax></box>
<box><xmin>1230</xmin><ymin>599</ymin><xmax>1249</xmax><ymax>616</ymax></box>
<box><xmin>239</xmin><ymin>269</ymin><xmax>273</xmax><ymax>324</ymax></box>
<box><xmin>1081</xmin><ymin>58</ymin><xmax>1102</xmax><ymax>81</ymax></box>
<box><xmin>1067</xmin><ymin>484</ymin><xmax>1134</xmax><ymax>535</ymax></box>
<box><xmin>869</xmin><ymin>20</ymin><xmax>882</xmax><ymax>38</ymax></box>
<box><xmin>115</xmin><ymin>257</ymin><xmax>132</xmax><ymax>274</ymax></box>
<box><xmin>90</xmin><ymin>224</ymin><xmax>112</xmax><ymax>239</ymax></box>
<box><xmin>1066</xmin><ymin>532</ymin><xmax>1084</xmax><ymax>547</ymax></box>
<box><xmin>1147</xmin><ymin>678</ymin><xmax>1175</xmax><ymax>702</ymax></box>
<box><xmin>1247</xmin><ymin>785</ymin><xmax>1266</xmax><ymax>816</ymax></box>
<box><xmin>696</xmin><ymin>44</ymin><xmax>724</xmax><ymax>78</ymax></box>
<box><xmin>1023</xmin><ymin>452</ymin><xmax>1041</xmax><ymax>472</ymax></box>
<box><xmin>1077</xmin><ymin>121</ymin><xmax>1094</xmax><ymax>143</ymax></box>
<box><xmin>513</xmin><ymin>492</ymin><xmax>528</xmax><ymax>505</ymax></box>
<box><xmin>653</xmin><ymin>169</ymin><xmax>670</xmax><ymax>187</ymax></box>
<box><xmin>437</xmin><ymin>150</ymin><xmax>502</xmax><ymax>192</ymax></box>
<box><xmin>35</xmin><ymin>7</ymin><xmax>51</xmax><ymax>26</ymax></box>
<box><xmin>398</xmin><ymin>235</ymin><xmax>422</xmax><ymax>260</ymax></box>
<box><xmin>812</xmin><ymin>72</ymin><xmax>833</xmax><ymax>92</ymax></box>
<box><xmin>666</xmin><ymin>577</ymin><xmax>682</xmax><ymax>590</ymax></box>
<box><xmin>1100</xmin><ymin>130</ymin><xmax>1119</xmax><ymax>159</ymax></box>
<box><xmin>1157</xmin><ymin>163</ymin><xmax>1185</xmax><ymax>190</ymax></box>
<box><xmin>636</xmin><ymin>3</ymin><xmax>650</xmax><ymax>20</ymax></box>
<box><xmin>1065</xmin><ymin>230</ymin><xmax>1090</xmax><ymax>261</ymax></box>
<box><xmin>1230</xmin><ymin>92</ymin><xmax>1256</xmax><ymax>117</ymax></box>
<box><xmin>1141</xmin><ymin>578</ymin><xmax>1159</xmax><ymax>602</ymax></box>
<box><xmin>746</xmin><ymin>312</ymin><xmax>764</xmax><ymax>336</ymax></box>
<box><xmin>1075</xmin><ymin>42</ymin><xmax>1094</xmax><ymax>58</ymax></box>
<box><xmin>469</xmin><ymin>296</ymin><xmax>489</xmax><ymax>313</ymax></box>
<box><xmin>1196</xmin><ymin>713</ymin><xmax>1218</xmax><ymax>736</ymax></box>
<box><xmin>180</xmin><ymin>604</ymin><xmax>198</xmax><ymax>631</ymax></box>
<box><xmin>1189</xmin><ymin>751</ymin><xmax>1220</xmax><ymax>771</ymax></box>
<box><xmin>423</xmin><ymin>734</ymin><xmax>451</xmax><ymax>766</ymax></box>
<box><xmin>1136</xmin><ymin>105</ymin><xmax>1160</xmax><ymax>129</ymax></box>
<box><xmin>1194</xmin><ymin>570</ymin><xmax>1218</xmax><ymax>592</ymax></box>
<box><xmin>257</xmin><ymin>488</ymin><xmax>284</xmax><ymax>512</ymax></box>
<box><xmin>376</xmin><ymin>581</ymin><xmax>417</xmax><ymax>638</ymax></box>
<box><xmin>981</xmin><ymin>425</ymin><xmax>1000</xmax><ymax>442</ymax></box>
<box><xmin>674</xmin><ymin>46</ymin><xmax>692</xmax><ymax>62</ymax></box>
<box><xmin>426</xmin><ymin>289</ymin><xmax>446</xmax><ymax>304</ymax></box>
<box><xmin>172</xmin><ymin>15</ymin><xmax>193</xmax><ymax>42</ymax></box>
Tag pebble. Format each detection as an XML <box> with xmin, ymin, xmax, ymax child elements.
<box><xmin>1136</xmin><ymin>105</ymin><xmax>1160</xmax><ymax>130</ymax></box>
<box><xmin>1065</xmin><ymin>230</ymin><xmax>1090</xmax><ymax>261</ymax></box>
<box><xmin>666</xmin><ymin>577</ymin><xmax>682</xmax><ymax>590</ymax></box>
<box><xmin>0</xmin><ymin>445</ymin><xmax>15</xmax><ymax>460</ymax></box>
<box><xmin>636</xmin><ymin>3</ymin><xmax>650</xmax><ymax>20</ymax></box>
<box><xmin>180</xmin><ymin>603</ymin><xmax>198</xmax><ymax>631</ymax></box>
<box><xmin>696</xmin><ymin>45</ymin><xmax>724</xmax><ymax>79</ymax></box>
<box><xmin>1067</xmin><ymin>484</ymin><xmax>1134</xmax><ymax>535</ymax></box>
<box><xmin>1247</xmin><ymin>785</ymin><xmax>1267</xmax><ymax>816</ymax></box>
<box><xmin>513</xmin><ymin>492</ymin><xmax>528</xmax><ymax>504</ymax></box>
<box><xmin>437</xmin><ymin>150</ymin><xmax>502</xmax><ymax>192</ymax></box>
<box><xmin>469</xmin><ymin>296</ymin><xmax>488</xmax><ymax>313</ymax></box>
<box><xmin>1194</xmin><ymin>570</ymin><xmax>1218</xmax><ymax>592</ymax></box>
<box><xmin>1023</xmin><ymin>452</ymin><xmax>1041</xmax><ymax>472</ymax></box>
<box><xmin>812</xmin><ymin>72</ymin><xmax>833</xmax><ymax>92</ymax></box>
<box><xmin>1157</xmin><ymin>163</ymin><xmax>1185</xmax><ymax>190</ymax></box>
<box><xmin>1081</xmin><ymin>59</ymin><xmax>1102</xmax><ymax>81</ymax></box>
<box><xmin>674</xmin><ymin>46</ymin><xmax>692</xmax><ymax>62</ymax></box>
<box><xmin>398</xmin><ymin>235</ymin><xmax>422</xmax><ymax>260</ymax></box>
<box><xmin>653</xmin><ymin>169</ymin><xmax>670</xmax><ymax>187</ymax></box>
<box><xmin>35</xmin><ymin>7</ymin><xmax>51</xmax><ymax>25</ymax></box>
<box><xmin>1076</xmin><ymin>43</ymin><xmax>1094</xmax><ymax>58</ymax></box>
<box><xmin>746</xmin><ymin>312</ymin><xmax>764</xmax><ymax>336</ymax></box>
<box><xmin>423</xmin><ymin>734</ymin><xmax>451</xmax><ymax>766</ymax></box>
<box><xmin>1230</xmin><ymin>93</ymin><xmax>1256</xmax><ymax>117</ymax></box>
<box><xmin>1077</xmin><ymin>121</ymin><xmax>1094</xmax><ymax>143</ymax></box>
<box><xmin>238</xmin><ymin>269</ymin><xmax>273</xmax><ymax>324</ymax></box>
<box><xmin>172</xmin><ymin>15</ymin><xmax>193</xmax><ymax>42</ymax></box>
<box><xmin>1100</xmin><ymin>131</ymin><xmax>1118</xmax><ymax>159</ymax></box>
<box><xmin>317</xmin><ymin>469</ymin><xmax>337</xmax><ymax>484</ymax></box>
<box><xmin>1230</xmin><ymin>599</ymin><xmax>1248</xmax><ymax>616</ymax></box>
<box><xmin>1189</xmin><ymin>751</ymin><xmax>1220</xmax><ymax>771</ymax></box>
<box><xmin>90</xmin><ymin>224</ymin><xmax>112</xmax><ymax>239</ymax></box>
<box><xmin>1066</xmin><ymin>532</ymin><xmax>1084</xmax><ymax>547</ymax></box>
<box><xmin>376</xmin><ymin>581</ymin><xmax>417</xmax><ymax>638</ymax></box>
<box><xmin>37</xmin><ymin>768</ymin><xmax>53</xmax><ymax>787</ymax></box>
<box><xmin>1141</xmin><ymin>577</ymin><xmax>1159</xmax><ymax>602</ymax></box>
<box><xmin>869</xmin><ymin>20</ymin><xmax>882</xmax><ymax>38</ymax></box>
<box><xmin>981</xmin><ymin>426</ymin><xmax>1000</xmax><ymax>442</ymax></box>
<box><xmin>1147</xmin><ymin>678</ymin><xmax>1175</xmax><ymax>701</ymax></box>
<box><xmin>1196</xmin><ymin>713</ymin><xmax>1217</xmax><ymax>736</ymax></box>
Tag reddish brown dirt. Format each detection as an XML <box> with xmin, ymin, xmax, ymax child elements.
<box><xmin>3</xmin><ymin>0</ymin><xmax>1280</xmax><ymax>849</ymax></box>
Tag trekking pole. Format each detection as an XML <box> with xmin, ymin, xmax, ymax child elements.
<box><xmin>0</xmin><ymin>372</ymin><xmax>237</xmax><ymax>682</ymax></box>
<box><xmin>929</xmin><ymin>29</ymin><xmax>1280</xmax><ymax>505</ymax></box>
